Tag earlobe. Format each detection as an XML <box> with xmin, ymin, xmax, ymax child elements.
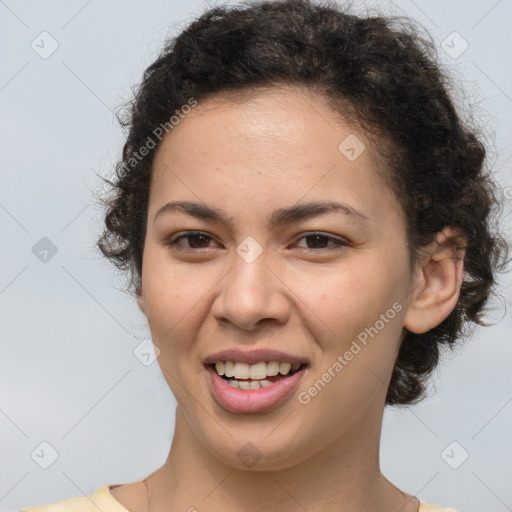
<box><xmin>403</xmin><ymin>227</ymin><xmax>466</xmax><ymax>334</ymax></box>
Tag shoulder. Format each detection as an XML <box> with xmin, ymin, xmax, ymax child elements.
<box><xmin>419</xmin><ymin>502</ymin><xmax>458</xmax><ymax>512</ymax></box>
<box><xmin>19</xmin><ymin>485</ymin><xmax>129</xmax><ymax>512</ymax></box>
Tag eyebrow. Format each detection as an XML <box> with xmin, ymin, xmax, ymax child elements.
<box><xmin>154</xmin><ymin>200</ymin><xmax>370</xmax><ymax>229</ymax></box>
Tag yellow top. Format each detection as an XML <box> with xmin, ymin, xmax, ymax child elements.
<box><xmin>19</xmin><ymin>485</ymin><xmax>458</xmax><ymax>512</ymax></box>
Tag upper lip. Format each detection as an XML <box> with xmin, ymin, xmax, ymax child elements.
<box><xmin>203</xmin><ymin>348</ymin><xmax>309</xmax><ymax>365</ymax></box>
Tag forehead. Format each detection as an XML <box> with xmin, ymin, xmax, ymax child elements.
<box><xmin>163</xmin><ymin>85</ymin><xmax>368</xmax><ymax>157</ymax></box>
<box><xmin>149</xmin><ymin>85</ymin><xmax>401</xmax><ymax>228</ymax></box>
<box><xmin>153</xmin><ymin>86</ymin><xmax>380</xmax><ymax>178</ymax></box>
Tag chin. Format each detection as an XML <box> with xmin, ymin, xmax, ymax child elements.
<box><xmin>204</xmin><ymin>433</ymin><xmax>313</xmax><ymax>472</ymax></box>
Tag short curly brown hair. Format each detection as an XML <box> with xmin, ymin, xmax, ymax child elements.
<box><xmin>97</xmin><ymin>0</ymin><xmax>509</xmax><ymax>406</ymax></box>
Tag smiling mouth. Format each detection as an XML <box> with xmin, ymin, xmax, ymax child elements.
<box><xmin>206</xmin><ymin>361</ymin><xmax>308</xmax><ymax>390</ymax></box>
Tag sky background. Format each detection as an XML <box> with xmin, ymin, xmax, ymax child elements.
<box><xmin>1</xmin><ymin>1</ymin><xmax>511</xmax><ymax>511</ymax></box>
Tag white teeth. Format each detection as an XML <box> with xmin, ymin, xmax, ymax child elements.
<box><xmin>233</xmin><ymin>362</ymin><xmax>250</xmax><ymax>379</ymax></box>
<box><xmin>224</xmin><ymin>361</ymin><xmax>235</xmax><ymax>378</ymax></box>
<box><xmin>249</xmin><ymin>362</ymin><xmax>267</xmax><ymax>380</ymax></box>
<box><xmin>238</xmin><ymin>380</ymin><xmax>251</xmax><ymax>390</ymax></box>
<box><xmin>227</xmin><ymin>379</ymin><xmax>275</xmax><ymax>390</ymax></box>
<box><xmin>213</xmin><ymin>360</ymin><xmax>304</xmax><ymax>381</ymax></box>
<box><xmin>279</xmin><ymin>362</ymin><xmax>291</xmax><ymax>375</ymax></box>
<box><xmin>266</xmin><ymin>361</ymin><xmax>280</xmax><ymax>376</ymax></box>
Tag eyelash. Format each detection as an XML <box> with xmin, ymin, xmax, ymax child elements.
<box><xmin>165</xmin><ymin>231</ymin><xmax>348</xmax><ymax>253</ymax></box>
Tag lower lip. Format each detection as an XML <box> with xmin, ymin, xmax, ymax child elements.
<box><xmin>206</xmin><ymin>365</ymin><xmax>306</xmax><ymax>413</ymax></box>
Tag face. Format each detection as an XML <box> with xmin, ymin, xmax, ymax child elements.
<box><xmin>137</xmin><ymin>86</ymin><xmax>416</xmax><ymax>470</ymax></box>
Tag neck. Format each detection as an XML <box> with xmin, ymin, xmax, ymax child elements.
<box><xmin>146</xmin><ymin>406</ymin><xmax>416</xmax><ymax>512</ymax></box>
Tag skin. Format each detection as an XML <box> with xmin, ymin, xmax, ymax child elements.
<box><xmin>110</xmin><ymin>85</ymin><xmax>465</xmax><ymax>512</ymax></box>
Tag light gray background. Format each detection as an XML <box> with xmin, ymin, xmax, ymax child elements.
<box><xmin>1</xmin><ymin>1</ymin><xmax>511</xmax><ymax>511</ymax></box>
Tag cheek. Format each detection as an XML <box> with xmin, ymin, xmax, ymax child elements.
<box><xmin>295</xmin><ymin>258</ymin><xmax>405</xmax><ymax>346</ymax></box>
<box><xmin>295</xmin><ymin>268</ymin><xmax>407</xmax><ymax>431</ymax></box>
<box><xmin>141</xmin><ymin>253</ymin><xmax>206</xmax><ymax>344</ymax></box>
<box><xmin>141</xmin><ymin>257</ymin><xmax>210</xmax><ymax>398</ymax></box>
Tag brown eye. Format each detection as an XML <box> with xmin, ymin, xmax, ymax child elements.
<box><xmin>167</xmin><ymin>231</ymin><xmax>218</xmax><ymax>250</ymax></box>
<box><xmin>294</xmin><ymin>232</ymin><xmax>348</xmax><ymax>252</ymax></box>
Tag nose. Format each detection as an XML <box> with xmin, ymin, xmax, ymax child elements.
<box><xmin>211</xmin><ymin>249</ymin><xmax>291</xmax><ymax>332</ymax></box>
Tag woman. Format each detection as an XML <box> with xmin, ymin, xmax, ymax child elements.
<box><xmin>21</xmin><ymin>0</ymin><xmax>508</xmax><ymax>510</ymax></box>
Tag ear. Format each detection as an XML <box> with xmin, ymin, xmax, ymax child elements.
<box><xmin>136</xmin><ymin>282</ymin><xmax>147</xmax><ymax>316</ymax></box>
<box><xmin>403</xmin><ymin>227</ymin><xmax>467</xmax><ymax>334</ymax></box>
